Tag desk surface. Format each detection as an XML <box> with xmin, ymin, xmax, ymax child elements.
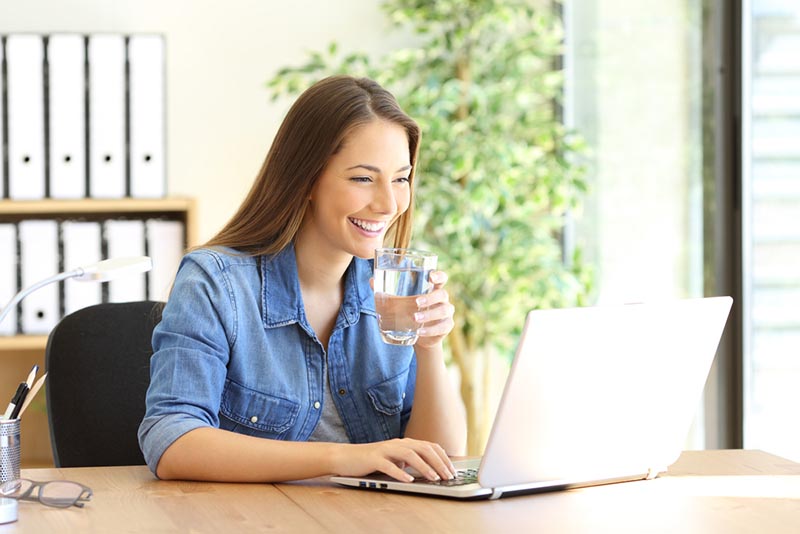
<box><xmin>3</xmin><ymin>449</ymin><xmax>799</xmax><ymax>533</ymax></box>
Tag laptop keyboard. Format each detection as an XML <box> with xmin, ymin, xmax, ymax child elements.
<box><xmin>413</xmin><ymin>468</ymin><xmax>479</xmax><ymax>486</ymax></box>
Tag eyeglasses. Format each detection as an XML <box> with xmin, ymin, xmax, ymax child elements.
<box><xmin>0</xmin><ymin>479</ymin><xmax>93</xmax><ymax>508</ymax></box>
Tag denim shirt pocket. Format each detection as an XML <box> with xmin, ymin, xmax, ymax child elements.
<box><xmin>366</xmin><ymin>370</ymin><xmax>408</xmax><ymax>440</ymax></box>
<box><xmin>220</xmin><ymin>379</ymin><xmax>300</xmax><ymax>439</ymax></box>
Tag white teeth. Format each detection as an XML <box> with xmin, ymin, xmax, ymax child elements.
<box><xmin>350</xmin><ymin>218</ymin><xmax>385</xmax><ymax>232</ymax></box>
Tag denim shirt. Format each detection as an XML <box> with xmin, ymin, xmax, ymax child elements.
<box><xmin>138</xmin><ymin>243</ymin><xmax>416</xmax><ymax>475</ymax></box>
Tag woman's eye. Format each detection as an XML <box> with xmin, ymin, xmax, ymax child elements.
<box><xmin>351</xmin><ymin>176</ymin><xmax>372</xmax><ymax>183</ymax></box>
<box><xmin>394</xmin><ymin>176</ymin><xmax>410</xmax><ymax>183</ymax></box>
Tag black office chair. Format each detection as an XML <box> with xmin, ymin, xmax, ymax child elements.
<box><xmin>45</xmin><ymin>301</ymin><xmax>164</xmax><ymax>467</ymax></box>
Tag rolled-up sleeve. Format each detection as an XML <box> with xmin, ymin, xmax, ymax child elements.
<box><xmin>138</xmin><ymin>250</ymin><xmax>237</xmax><ymax>475</ymax></box>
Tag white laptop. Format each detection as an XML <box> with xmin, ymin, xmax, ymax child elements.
<box><xmin>331</xmin><ymin>296</ymin><xmax>733</xmax><ymax>500</ymax></box>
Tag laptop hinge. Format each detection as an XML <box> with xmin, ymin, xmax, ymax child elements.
<box><xmin>489</xmin><ymin>488</ymin><xmax>504</xmax><ymax>500</ymax></box>
<box><xmin>646</xmin><ymin>466</ymin><xmax>666</xmax><ymax>480</ymax></box>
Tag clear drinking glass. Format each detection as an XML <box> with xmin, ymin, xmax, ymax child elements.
<box><xmin>374</xmin><ymin>248</ymin><xmax>438</xmax><ymax>345</ymax></box>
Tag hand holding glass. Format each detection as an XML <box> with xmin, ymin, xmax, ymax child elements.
<box><xmin>374</xmin><ymin>248</ymin><xmax>438</xmax><ymax>345</ymax></box>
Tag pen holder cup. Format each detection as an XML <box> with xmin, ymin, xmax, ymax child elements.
<box><xmin>0</xmin><ymin>419</ymin><xmax>21</xmax><ymax>484</ymax></box>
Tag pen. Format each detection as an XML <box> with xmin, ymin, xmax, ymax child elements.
<box><xmin>16</xmin><ymin>373</ymin><xmax>47</xmax><ymax>420</ymax></box>
<box><xmin>2</xmin><ymin>382</ymin><xmax>28</xmax><ymax>420</ymax></box>
<box><xmin>25</xmin><ymin>364</ymin><xmax>39</xmax><ymax>388</ymax></box>
<box><xmin>9</xmin><ymin>382</ymin><xmax>30</xmax><ymax>420</ymax></box>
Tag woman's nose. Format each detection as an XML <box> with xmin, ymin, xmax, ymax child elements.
<box><xmin>371</xmin><ymin>181</ymin><xmax>397</xmax><ymax>215</ymax></box>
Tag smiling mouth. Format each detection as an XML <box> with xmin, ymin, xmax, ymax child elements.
<box><xmin>349</xmin><ymin>217</ymin><xmax>386</xmax><ymax>233</ymax></box>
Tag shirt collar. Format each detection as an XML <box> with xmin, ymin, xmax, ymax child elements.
<box><xmin>260</xmin><ymin>242</ymin><xmax>375</xmax><ymax>329</ymax></box>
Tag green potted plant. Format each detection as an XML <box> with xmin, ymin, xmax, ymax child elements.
<box><xmin>269</xmin><ymin>0</ymin><xmax>592</xmax><ymax>453</ymax></box>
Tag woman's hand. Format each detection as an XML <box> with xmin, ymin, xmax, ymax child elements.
<box><xmin>329</xmin><ymin>438</ymin><xmax>456</xmax><ymax>482</ymax></box>
<box><xmin>413</xmin><ymin>271</ymin><xmax>455</xmax><ymax>348</ymax></box>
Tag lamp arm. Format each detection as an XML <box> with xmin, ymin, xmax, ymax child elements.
<box><xmin>0</xmin><ymin>269</ymin><xmax>82</xmax><ymax>327</ymax></box>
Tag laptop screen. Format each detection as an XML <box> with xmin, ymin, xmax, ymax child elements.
<box><xmin>479</xmin><ymin>297</ymin><xmax>732</xmax><ymax>488</ymax></box>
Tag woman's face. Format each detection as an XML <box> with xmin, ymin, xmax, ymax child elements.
<box><xmin>302</xmin><ymin>119</ymin><xmax>411</xmax><ymax>260</ymax></box>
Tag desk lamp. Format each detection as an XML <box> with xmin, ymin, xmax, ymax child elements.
<box><xmin>0</xmin><ymin>256</ymin><xmax>151</xmax><ymax>524</ymax></box>
<box><xmin>0</xmin><ymin>256</ymin><xmax>153</xmax><ymax>326</ymax></box>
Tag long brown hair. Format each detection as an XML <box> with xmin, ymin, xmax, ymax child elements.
<box><xmin>204</xmin><ymin>76</ymin><xmax>420</xmax><ymax>255</ymax></box>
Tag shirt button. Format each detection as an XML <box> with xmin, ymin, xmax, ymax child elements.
<box><xmin>402</xmin><ymin>392</ymin><xmax>406</xmax><ymax>399</ymax></box>
<box><xmin>313</xmin><ymin>401</ymin><xmax>321</xmax><ymax>409</ymax></box>
<box><xmin>250</xmin><ymin>416</ymin><xmax>258</xmax><ymax>424</ymax></box>
<box><xmin>338</xmin><ymin>388</ymin><xmax>346</xmax><ymax>396</ymax></box>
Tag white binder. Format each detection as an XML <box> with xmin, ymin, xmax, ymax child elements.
<box><xmin>19</xmin><ymin>220</ymin><xmax>59</xmax><ymax>334</ymax></box>
<box><xmin>48</xmin><ymin>34</ymin><xmax>87</xmax><ymax>199</ymax></box>
<box><xmin>128</xmin><ymin>35</ymin><xmax>166</xmax><ymax>198</ymax></box>
<box><xmin>88</xmin><ymin>35</ymin><xmax>126</xmax><ymax>198</ymax></box>
<box><xmin>6</xmin><ymin>35</ymin><xmax>46</xmax><ymax>200</ymax></box>
<box><xmin>61</xmin><ymin>221</ymin><xmax>102</xmax><ymax>314</ymax></box>
<box><xmin>0</xmin><ymin>41</ymin><xmax>5</xmax><ymax>198</ymax></box>
<box><xmin>0</xmin><ymin>225</ymin><xmax>17</xmax><ymax>335</ymax></box>
<box><xmin>105</xmin><ymin>219</ymin><xmax>147</xmax><ymax>302</ymax></box>
<box><xmin>145</xmin><ymin>219</ymin><xmax>184</xmax><ymax>301</ymax></box>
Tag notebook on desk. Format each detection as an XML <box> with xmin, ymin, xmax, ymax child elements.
<box><xmin>331</xmin><ymin>296</ymin><xmax>733</xmax><ymax>500</ymax></box>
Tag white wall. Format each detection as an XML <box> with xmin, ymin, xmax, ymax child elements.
<box><xmin>1</xmin><ymin>0</ymin><xmax>410</xmax><ymax>242</ymax></box>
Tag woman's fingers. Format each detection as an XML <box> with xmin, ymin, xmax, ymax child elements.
<box><xmin>413</xmin><ymin>440</ymin><xmax>456</xmax><ymax>479</ymax></box>
<box><xmin>415</xmin><ymin>271</ymin><xmax>448</xmax><ymax>307</ymax></box>
<box><xmin>377</xmin><ymin>439</ymin><xmax>456</xmax><ymax>482</ymax></box>
<box><xmin>395</xmin><ymin>448</ymin><xmax>442</xmax><ymax>481</ymax></box>
<box><xmin>378</xmin><ymin>459</ymin><xmax>415</xmax><ymax>482</ymax></box>
<box><xmin>398</xmin><ymin>439</ymin><xmax>455</xmax><ymax>480</ymax></box>
<box><xmin>414</xmin><ymin>302</ymin><xmax>454</xmax><ymax>326</ymax></box>
<box><xmin>334</xmin><ymin>439</ymin><xmax>457</xmax><ymax>483</ymax></box>
<box><xmin>415</xmin><ymin>286</ymin><xmax>454</xmax><ymax>338</ymax></box>
<box><xmin>414</xmin><ymin>271</ymin><xmax>454</xmax><ymax>336</ymax></box>
<box><xmin>430</xmin><ymin>270</ymin><xmax>448</xmax><ymax>289</ymax></box>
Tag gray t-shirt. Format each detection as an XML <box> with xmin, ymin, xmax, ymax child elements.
<box><xmin>307</xmin><ymin>362</ymin><xmax>350</xmax><ymax>443</ymax></box>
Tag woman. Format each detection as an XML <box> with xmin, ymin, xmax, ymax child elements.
<box><xmin>138</xmin><ymin>75</ymin><xmax>466</xmax><ymax>483</ymax></box>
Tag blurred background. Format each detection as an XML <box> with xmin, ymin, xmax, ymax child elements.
<box><xmin>1</xmin><ymin>0</ymin><xmax>797</xmax><ymax>462</ymax></box>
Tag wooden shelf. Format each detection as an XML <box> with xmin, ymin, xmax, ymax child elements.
<box><xmin>0</xmin><ymin>197</ymin><xmax>195</xmax><ymax>214</ymax></box>
<box><xmin>0</xmin><ymin>335</ymin><xmax>49</xmax><ymax>351</ymax></box>
<box><xmin>0</xmin><ymin>196</ymin><xmax>198</xmax><ymax>248</ymax></box>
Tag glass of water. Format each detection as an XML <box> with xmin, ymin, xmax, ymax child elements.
<box><xmin>374</xmin><ymin>248</ymin><xmax>438</xmax><ymax>345</ymax></box>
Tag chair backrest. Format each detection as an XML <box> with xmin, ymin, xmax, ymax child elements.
<box><xmin>45</xmin><ymin>301</ymin><xmax>164</xmax><ymax>467</ymax></box>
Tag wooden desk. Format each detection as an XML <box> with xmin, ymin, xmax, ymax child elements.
<box><xmin>3</xmin><ymin>450</ymin><xmax>799</xmax><ymax>533</ymax></box>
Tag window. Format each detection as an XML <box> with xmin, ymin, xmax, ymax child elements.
<box><xmin>564</xmin><ymin>1</ymin><xmax>706</xmax><ymax>304</ymax></box>
<box><xmin>566</xmin><ymin>0</ymin><xmax>799</xmax><ymax>458</ymax></box>
<box><xmin>742</xmin><ymin>0</ymin><xmax>800</xmax><ymax>461</ymax></box>
<box><xmin>564</xmin><ymin>1</ymin><xmax>708</xmax><ymax>444</ymax></box>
